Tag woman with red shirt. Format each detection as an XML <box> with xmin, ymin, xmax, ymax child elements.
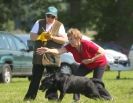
<box><xmin>37</xmin><ymin>28</ymin><xmax>107</xmax><ymax>101</ymax></box>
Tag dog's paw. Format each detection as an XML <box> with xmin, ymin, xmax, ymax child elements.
<box><xmin>71</xmin><ymin>100</ymin><xmax>80</xmax><ymax>103</ymax></box>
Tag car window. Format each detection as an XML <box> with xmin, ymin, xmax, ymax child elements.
<box><xmin>6</xmin><ymin>35</ymin><xmax>17</xmax><ymax>50</ymax></box>
<box><xmin>0</xmin><ymin>35</ymin><xmax>10</xmax><ymax>49</ymax></box>
<box><xmin>13</xmin><ymin>37</ymin><xmax>27</xmax><ymax>50</ymax></box>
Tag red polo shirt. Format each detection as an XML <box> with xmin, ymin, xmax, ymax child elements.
<box><xmin>65</xmin><ymin>40</ymin><xmax>107</xmax><ymax>69</ymax></box>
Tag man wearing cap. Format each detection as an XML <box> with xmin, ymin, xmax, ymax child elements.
<box><xmin>24</xmin><ymin>6</ymin><xmax>67</xmax><ymax>101</ymax></box>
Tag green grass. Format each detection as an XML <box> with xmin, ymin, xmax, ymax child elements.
<box><xmin>0</xmin><ymin>71</ymin><xmax>133</xmax><ymax>103</ymax></box>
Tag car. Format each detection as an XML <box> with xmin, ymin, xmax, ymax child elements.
<box><xmin>94</xmin><ymin>41</ymin><xmax>128</xmax><ymax>68</ymax></box>
<box><xmin>105</xmin><ymin>49</ymin><xmax>128</xmax><ymax>67</ymax></box>
<box><xmin>109</xmin><ymin>44</ymin><xmax>133</xmax><ymax>79</ymax></box>
<box><xmin>0</xmin><ymin>31</ymin><xmax>33</xmax><ymax>83</ymax></box>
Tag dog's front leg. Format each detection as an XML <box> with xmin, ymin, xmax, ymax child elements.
<box><xmin>58</xmin><ymin>90</ymin><xmax>66</xmax><ymax>102</ymax></box>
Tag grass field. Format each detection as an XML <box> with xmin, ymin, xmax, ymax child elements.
<box><xmin>0</xmin><ymin>71</ymin><xmax>133</xmax><ymax>103</ymax></box>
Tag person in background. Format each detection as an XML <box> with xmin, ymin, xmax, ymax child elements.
<box><xmin>36</xmin><ymin>28</ymin><xmax>108</xmax><ymax>102</ymax></box>
<box><xmin>24</xmin><ymin>6</ymin><xmax>67</xmax><ymax>101</ymax></box>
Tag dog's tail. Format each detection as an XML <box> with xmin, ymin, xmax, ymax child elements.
<box><xmin>91</xmin><ymin>78</ymin><xmax>105</xmax><ymax>88</ymax></box>
<box><xmin>91</xmin><ymin>78</ymin><xmax>112</xmax><ymax>101</ymax></box>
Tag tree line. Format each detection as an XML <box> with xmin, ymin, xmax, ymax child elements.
<box><xmin>0</xmin><ymin>0</ymin><xmax>133</xmax><ymax>48</ymax></box>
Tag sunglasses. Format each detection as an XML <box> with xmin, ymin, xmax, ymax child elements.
<box><xmin>46</xmin><ymin>14</ymin><xmax>55</xmax><ymax>19</ymax></box>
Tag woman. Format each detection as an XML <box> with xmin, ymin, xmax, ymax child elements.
<box><xmin>37</xmin><ymin>28</ymin><xmax>107</xmax><ymax>102</ymax></box>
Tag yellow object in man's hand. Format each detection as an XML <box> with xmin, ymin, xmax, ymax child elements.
<box><xmin>37</xmin><ymin>32</ymin><xmax>51</xmax><ymax>42</ymax></box>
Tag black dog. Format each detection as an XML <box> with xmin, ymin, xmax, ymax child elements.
<box><xmin>39</xmin><ymin>73</ymin><xmax>112</xmax><ymax>101</ymax></box>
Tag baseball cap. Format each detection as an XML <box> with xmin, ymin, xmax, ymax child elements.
<box><xmin>45</xmin><ymin>6</ymin><xmax>58</xmax><ymax>17</ymax></box>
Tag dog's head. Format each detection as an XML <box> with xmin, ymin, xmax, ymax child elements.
<box><xmin>39</xmin><ymin>74</ymin><xmax>56</xmax><ymax>91</ymax></box>
<box><xmin>39</xmin><ymin>73</ymin><xmax>71</xmax><ymax>91</ymax></box>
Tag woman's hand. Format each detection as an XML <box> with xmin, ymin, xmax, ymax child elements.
<box><xmin>82</xmin><ymin>58</ymin><xmax>94</xmax><ymax>64</ymax></box>
<box><xmin>36</xmin><ymin>47</ymin><xmax>49</xmax><ymax>55</ymax></box>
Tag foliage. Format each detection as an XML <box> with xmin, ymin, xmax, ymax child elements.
<box><xmin>0</xmin><ymin>71</ymin><xmax>133</xmax><ymax>103</ymax></box>
<box><xmin>94</xmin><ymin>0</ymin><xmax>133</xmax><ymax>42</ymax></box>
<box><xmin>0</xmin><ymin>0</ymin><xmax>60</xmax><ymax>31</ymax></box>
<box><xmin>0</xmin><ymin>0</ymin><xmax>133</xmax><ymax>47</ymax></box>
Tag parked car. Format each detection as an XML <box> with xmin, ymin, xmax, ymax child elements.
<box><xmin>95</xmin><ymin>41</ymin><xmax>129</xmax><ymax>69</ymax></box>
<box><xmin>109</xmin><ymin>44</ymin><xmax>133</xmax><ymax>79</ymax></box>
<box><xmin>105</xmin><ymin>49</ymin><xmax>128</xmax><ymax>67</ymax></box>
<box><xmin>0</xmin><ymin>31</ymin><xmax>33</xmax><ymax>83</ymax></box>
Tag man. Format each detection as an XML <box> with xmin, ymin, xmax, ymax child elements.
<box><xmin>24</xmin><ymin>6</ymin><xmax>67</xmax><ymax>101</ymax></box>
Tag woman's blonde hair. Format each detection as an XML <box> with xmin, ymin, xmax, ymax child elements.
<box><xmin>67</xmin><ymin>28</ymin><xmax>82</xmax><ymax>39</ymax></box>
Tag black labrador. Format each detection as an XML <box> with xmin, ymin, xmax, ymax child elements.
<box><xmin>39</xmin><ymin>73</ymin><xmax>112</xmax><ymax>101</ymax></box>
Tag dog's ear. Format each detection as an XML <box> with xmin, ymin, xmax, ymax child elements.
<box><xmin>54</xmin><ymin>72</ymin><xmax>64</xmax><ymax>81</ymax></box>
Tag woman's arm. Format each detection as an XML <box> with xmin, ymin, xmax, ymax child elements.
<box><xmin>36</xmin><ymin>47</ymin><xmax>67</xmax><ymax>55</ymax></box>
<box><xmin>92</xmin><ymin>46</ymin><xmax>105</xmax><ymax>61</ymax></box>
<box><xmin>82</xmin><ymin>47</ymin><xmax>105</xmax><ymax>64</ymax></box>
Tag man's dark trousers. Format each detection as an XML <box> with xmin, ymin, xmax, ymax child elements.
<box><xmin>24</xmin><ymin>64</ymin><xmax>44</xmax><ymax>100</ymax></box>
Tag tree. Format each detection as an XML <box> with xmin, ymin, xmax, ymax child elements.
<box><xmin>64</xmin><ymin>0</ymin><xmax>133</xmax><ymax>47</ymax></box>
<box><xmin>0</xmin><ymin>0</ymin><xmax>133</xmax><ymax>48</ymax></box>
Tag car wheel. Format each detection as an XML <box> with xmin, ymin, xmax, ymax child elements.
<box><xmin>0</xmin><ymin>64</ymin><xmax>12</xmax><ymax>83</ymax></box>
<box><xmin>60</xmin><ymin>63</ymin><xmax>72</xmax><ymax>74</ymax></box>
